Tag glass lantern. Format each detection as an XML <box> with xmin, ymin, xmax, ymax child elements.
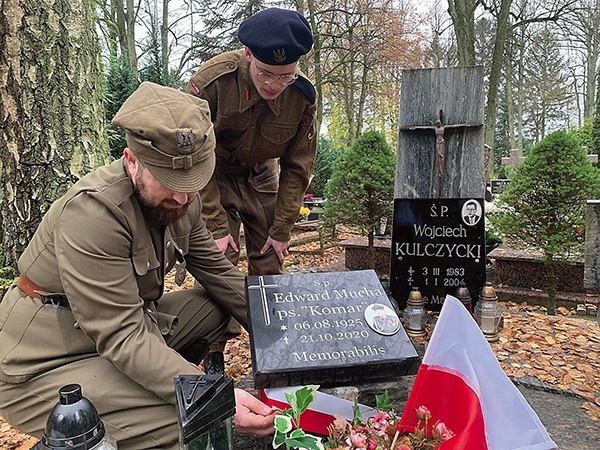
<box><xmin>403</xmin><ymin>287</ymin><xmax>426</xmax><ymax>337</ymax></box>
<box><xmin>474</xmin><ymin>282</ymin><xmax>502</xmax><ymax>342</ymax></box>
<box><xmin>175</xmin><ymin>375</ymin><xmax>235</xmax><ymax>450</ymax></box>
<box><xmin>454</xmin><ymin>282</ymin><xmax>472</xmax><ymax>313</ymax></box>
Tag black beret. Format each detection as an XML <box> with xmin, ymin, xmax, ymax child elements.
<box><xmin>238</xmin><ymin>8</ymin><xmax>313</xmax><ymax>65</ymax></box>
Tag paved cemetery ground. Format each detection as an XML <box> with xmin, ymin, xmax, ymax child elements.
<box><xmin>1</xmin><ymin>227</ymin><xmax>599</xmax><ymax>449</ymax></box>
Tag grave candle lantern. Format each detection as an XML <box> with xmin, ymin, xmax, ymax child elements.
<box><xmin>474</xmin><ymin>282</ymin><xmax>502</xmax><ymax>342</ymax></box>
<box><xmin>454</xmin><ymin>282</ymin><xmax>472</xmax><ymax>313</ymax></box>
<box><xmin>175</xmin><ymin>374</ymin><xmax>235</xmax><ymax>450</ymax></box>
<box><xmin>403</xmin><ymin>287</ymin><xmax>427</xmax><ymax>337</ymax></box>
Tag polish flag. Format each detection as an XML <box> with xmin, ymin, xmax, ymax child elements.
<box><xmin>397</xmin><ymin>295</ymin><xmax>557</xmax><ymax>450</ymax></box>
<box><xmin>260</xmin><ymin>387</ymin><xmax>374</xmax><ymax>436</ymax></box>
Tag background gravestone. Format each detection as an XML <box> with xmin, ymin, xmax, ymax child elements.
<box><xmin>246</xmin><ymin>270</ymin><xmax>420</xmax><ymax>389</ymax></box>
<box><xmin>584</xmin><ymin>200</ymin><xmax>600</xmax><ymax>292</ymax></box>
<box><xmin>392</xmin><ymin>67</ymin><xmax>486</xmax><ymax>310</ymax></box>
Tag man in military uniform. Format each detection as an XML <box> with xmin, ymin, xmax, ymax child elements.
<box><xmin>187</xmin><ymin>8</ymin><xmax>317</xmax><ymax>373</ymax></box>
<box><xmin>0</xmin><ymin>82</ymin><xmax>274</xmax><ymax>449</ymax></box>
<box><xmin>187</xmin><ymin>7</ymin><xmax>317</xmax><ymax>276</ymax></box>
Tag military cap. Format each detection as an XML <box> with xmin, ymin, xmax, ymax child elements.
<box><xmin>112</xmin><ymin>82</ymin><xmax>216</xmax><ymax>193</ymax></box>
<box><xmin>238</xmin><ymin>8</ymin><xmax>313</xmax><ymax>65</ymax></box>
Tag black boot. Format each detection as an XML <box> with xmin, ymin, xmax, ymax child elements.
<box><xmin>203</xmin><ymin>351</ymin><xmax>225</xmax><ymax>375</ymax></box>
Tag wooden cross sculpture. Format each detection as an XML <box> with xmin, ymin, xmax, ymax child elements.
<box><xmin>400</xmin><ymin>109</ymin><xmax>483</xmax><ymax>177</ymax></box>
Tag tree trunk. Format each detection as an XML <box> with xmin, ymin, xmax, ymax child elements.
<box><xmin>483</xmin><ymin>0</ymin><xmax>512</xmax><ymax>180</ymax></box>
<box><xmin>0</xmin><ymin>0</ymin><xmax>110</xmax><ymax>268</ymax></box>
<box><xmin>304</xmin><ymin>0</ymin><xmax>323</xmax><ymax>141</ymax></box>
<box><xmin>447</xmin><ymin>0</ymin><xmax>479</xmax><ymax>66</ymax></box>
<box><xmin>544</xmin><ymin>258</ymin><xmax>557</xmax><ymax>316</ymax></box>
<box><xmin>367</xmin><ymin>230</ymin><xmax>375</xmax><ymax>271</ymax></box>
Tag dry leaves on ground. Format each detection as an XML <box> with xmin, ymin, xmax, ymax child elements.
<box><xmin>2</xmin><ymin>229</ymin><xmax>600</xmax><ymax>448</ymax></box>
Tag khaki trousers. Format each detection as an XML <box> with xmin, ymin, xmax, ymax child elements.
<box><xmin>209</xmin><ymin>159</ymin><xmax>287</xmax><ymax>351</ymax></box>
<box><xmin>0</xmin><ymin>288</ymin><xmax>230</xmax><ymax>449</ymax></box>
<box><xmin>216</xmin><ymin>159</ymin><xmax>286</xmax><ymax>276</ymax></box>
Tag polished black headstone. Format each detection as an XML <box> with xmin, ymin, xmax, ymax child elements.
<box><xmin>175</xmin><ymin>374</ymin><xmax>235</xmax><ymax>445</ymax></box>
<box><xmin>246</xmin><ymin>270</ymin><xmax>420</xmax><ymax>389</ymax></box>
<box><xmin>390</xmin><ymin>198</ymin><xmax>486</xmax><ymax>311</ymax></box>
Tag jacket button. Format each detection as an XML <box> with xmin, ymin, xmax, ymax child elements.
<box><xmin>166</xmin><ymin>241</ymin><xmax>172</xmax><ymax>249</ymax></box>
<box><xmin>147</xmin><ymin>261</ymin><xmax>150</xmax><ymax>269</ymax></box>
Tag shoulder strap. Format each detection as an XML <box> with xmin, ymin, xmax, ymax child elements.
<box><xmin>191</xmin><ymin>51</ymin><xmax>240</xmax><ymax>88</ymax></box>
<box><xmin>292</xmin><ymin>73</ymin><xmax>317</xmax><ymax>104</ymax></box>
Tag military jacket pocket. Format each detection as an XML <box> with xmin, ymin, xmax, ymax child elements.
<box><xmin>250</xmin><ymin>161</ymin><xmax>279</xmax><ymax>194</ymax></box>
<box><xmin>260</xmin><ymin>123</ymin><xmax>297</xmax><ymax>146</ymax></box>
<box><xmin>132</xmin><ymin>246</ymin><xmax>161</xmax><ymax>300</ymax></box>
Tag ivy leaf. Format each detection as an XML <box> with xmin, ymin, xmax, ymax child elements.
<box><xmin>376</xmin><ymin>389</ymin><xmax>393</xmax><ymax>412</ymax></box>
<box><xmin>293</xmin><ymin>385</ymin><xmax>319</xmax><ymax>415</ymax></box>
<box><xmin>274</xmin><ymin>414</ymin><xmax>293</xmax><ymax>434</ymax></box>
<box><xmin>284</xmin><ymin>431</ymin><xmax>324</xmax><ymax>450</ymax></box>
<box><xmin>272</xmin><ymin>430</ymin><xmax>287</xmax><ymax>449</ymax></box>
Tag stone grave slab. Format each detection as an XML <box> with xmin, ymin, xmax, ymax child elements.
<box><xmin>246</xmin><ymin>270</ymin><xmax>420</xmax><ymax>389</ymax></box>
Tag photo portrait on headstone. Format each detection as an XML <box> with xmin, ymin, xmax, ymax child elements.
<box><xmin>462</xmin><ymin>200</ymin><xmax>482</xmax><ymax>226</ymax></box>
<box><xmin>364</xmin><ymin>303</ymin><xmax>401</xmax><ymax>336</ymax></box>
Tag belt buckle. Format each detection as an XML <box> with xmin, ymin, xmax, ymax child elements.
<box><xmin>39</xmin><ymin>292</ymin><xmax>70</xmax><ymax>310</ymax></box>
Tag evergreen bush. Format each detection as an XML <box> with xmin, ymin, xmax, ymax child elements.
<box><xmin>320</xmin><ymin>131</ymin><xmax>395</xmax><ymax>269</ymax></box>
<box><xmin>492</xmin><ymin>130</ymin><xmax>600</xmax><ymax>314</ymax></box>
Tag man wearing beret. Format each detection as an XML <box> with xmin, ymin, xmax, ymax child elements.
<box><xmin>187</xmin><ymin>7</ymin><xmax>317</xmax><ymax>372</ymax></box>
<box><xmin>0</xmin><ymin>82</ymin><xmax>274</xmax><ymax>449</ymax></box>
<box><xmin>187</xmin><ymin>7</ymin><xmax>317</xmax><ymax>275</ymax></box>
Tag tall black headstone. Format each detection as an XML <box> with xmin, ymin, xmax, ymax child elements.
<box><xmin>393</xmin><ymin>67</ymin><xmax>486</xmax><ymax>310</ymax></box>
<box><xmin>246</xmin><ymin>270</ymin><xmax>420</xmax><ymax>389</ymax></box>
<box><xmin>391</xmin><ymin>198</ymin><xmax>486</xmax><ymax>310</ymax></box>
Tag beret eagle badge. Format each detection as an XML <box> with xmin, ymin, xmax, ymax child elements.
<box><xmin>273</xmin><ymin>48</ymin><xmax>286</xmax><ymax>63</ymax></box>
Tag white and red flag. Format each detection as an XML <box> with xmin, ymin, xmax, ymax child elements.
<box><xmin>260</xmin><ymin>387</ymin><xmax>374</xmax><ymax>436</ymax></box>
<box><xmin>397</xmin><ymin>295</ymin><xmax>557</xmax><ymax>449</ymax></box>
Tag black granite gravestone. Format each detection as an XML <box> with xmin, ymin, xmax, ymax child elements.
<box><xmin>390</xmin><ymin>198</ymin><xmax>486</xmax><ymax>311</ymax></box>
<box><xmin>246</xmin><ymin>270</ymin><xmax>420</xmax><ymax>389</ymax></box>
<box><xmin>491</xmin><ymin>179</ymin><xmax>510</xmax><ymax>196</ymax></box>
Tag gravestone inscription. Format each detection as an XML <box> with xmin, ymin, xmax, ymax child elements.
<box><xmin>490</xmin><ymin>179</ymin><xmax>510</xmax><ymax>196</ymax></box>
<box><xmin>246</xmin><ymin>270</ymin><xmax>420</xmax><ymax>389</ymax></box>
<box><xmin>390</xmin><ymin>198</ymin><xmax>486</xmax><ymax>311</ymax></box>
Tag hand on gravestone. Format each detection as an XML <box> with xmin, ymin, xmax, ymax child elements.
<box><xmin>233</xmin><ymin>388</ymin><xmax>275</xmax><ymax>436</ymax></box>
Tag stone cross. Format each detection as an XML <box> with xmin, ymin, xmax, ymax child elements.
<box><xmin>584</xmin><ymin>200</ymin><xmax>600</xmax><ymax>292</ymax></box>
<box><xmin>393</xmin><ymin>67</ymin><xmax>486</xmax><ymax>310</ymax></box>
<box><xmin>501</xmin><ymin>149</ymin><xmax>524</xmax><ymax>171</ymax></box>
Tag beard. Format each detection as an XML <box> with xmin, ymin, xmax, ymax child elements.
<box><xmin>134</xmin><ymin>173</ymin><xmax>190</xmax><ymax>227</ymax></box>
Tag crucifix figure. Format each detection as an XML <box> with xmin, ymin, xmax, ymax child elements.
<box><xmin>247</xmin><ymin>276</ymin><xmax>279</xmax><ymax>326</ymax></box>
<box><xmin>400</xmin><ymin>109</ymin><xmax>483</xmax><ymax>177</ymax></box>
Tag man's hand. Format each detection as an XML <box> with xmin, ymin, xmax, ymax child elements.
<box><xmin>214</xmin><ymin>234</ymin><xmax>238</xmax><ymax>254</ymax></box>
<box><xmin>260</xmin><ymin>236</ymin><xmax>290</xmax><ymax>263</ymax></box>
<box><xmin>233</xmin><ymin>389</ymin><xmax>275</xmax><ymax>436</ymax></box>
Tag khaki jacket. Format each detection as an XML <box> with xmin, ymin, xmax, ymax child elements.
<box><xmin>0</xmin><ymin>159</ymin><xmax>247</xmax><ymax>404</ymax></box>
<box><xmin>187</xmin><ymin>50</ymin><xmax>318</xmax><ymax>242</ymax></box>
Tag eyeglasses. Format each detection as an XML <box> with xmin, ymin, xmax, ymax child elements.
<box><xmin>255</xmin><ymin>71</ymin><xmax>298</xmax><ymax>86</ymax></box>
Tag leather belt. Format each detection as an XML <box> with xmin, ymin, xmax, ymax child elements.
<box><xmin>17</xmin><ymin>275</ymin><xmax>42</xmax><ymax>299</ymax></box>
<box><xmin>17</xmin><ymin>275</ymin><xmax>71</xmax><ymax>309</ymax></box>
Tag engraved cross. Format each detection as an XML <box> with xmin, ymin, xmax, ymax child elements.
<box><xmin>247</xmin><ymin>276</ymin><xmax>279</xmax><ymax>326</ymax></box>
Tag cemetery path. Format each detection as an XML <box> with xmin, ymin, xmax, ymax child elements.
<box><xmin>1</xmin><ymin>229</ymin><xmax>599</xmax><ymax>448</ymax></box>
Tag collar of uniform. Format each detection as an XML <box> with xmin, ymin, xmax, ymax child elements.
<box><xmin>237</xmin><ymin>57</ymin><xmax>281</xmax><ymax>116</ymax></box>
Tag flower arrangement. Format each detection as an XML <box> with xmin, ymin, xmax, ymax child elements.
<box><xmin>298</xmin><ymin>205</ymin><xmax>311</xmax><ymax>222</ymax></box>
<box><xmin>303</xmin><ymin>193</ymin><xmax>314</xmax><ymax>201</ymax></box>
<box><xmin>272</xmin><ymin>386</ymin><xmax>454</xmax><ymax>450</ymax></box>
